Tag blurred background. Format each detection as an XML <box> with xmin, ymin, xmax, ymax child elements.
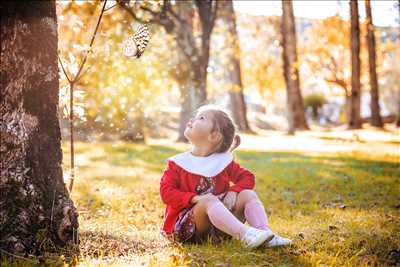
<box><xmin>56</xmin><ymin>0</ymin><xmax>399</xmax><ymax>144</ymax></box>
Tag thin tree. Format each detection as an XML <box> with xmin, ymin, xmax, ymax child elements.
<box><xmin>349</xmin><ymin>0</ymin><xmax>362</xmax><ymax>129</ymax></box>
<box><xmin>365</xmin><ymin>0</ymin><xmax>383</xmax><ymax>127</ymax></box>
<box><xmin>281</xmin><ymin>0</ymin><xmax>309</xmax><ymax>134</ymax></box>
<box><xmin>221</xmin><ymin>0</ymin><xmax>252</xmax><ymax>133</ymax></box>
<box><xmin>1</xmin><ymin>1</ymin><xmax>78</xmax><ymax>253</ymax></box>
<box><xmin>58</xmin><ymin>1</ymin><xmax>108</xmax><ymax>193</ymax></box>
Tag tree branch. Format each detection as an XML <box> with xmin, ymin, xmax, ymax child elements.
<box><xmin>118</xmin><ymin>1</ymin><xmax>159</xmax><ymax>24</ymax></box>
<box><xmin>104</xmin><ymin>3</ymin><xmax>117</xmax><ymax>12</ymax></box>
<box><xmin>57</xmin><ymin>54</ymin><xmax>71</xmax><ymax>83</ymax></box>
<box><xmin>73</xmin><ymin>0</ymin><xmax>107</xmax><ymax>82</ymax></box>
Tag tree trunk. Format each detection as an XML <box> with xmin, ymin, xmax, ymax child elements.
<box><xmin>365</xmin><ymin>0</ymin><xmax>383</xmax><ymax>127</ymax></box>
<box><xmin>349</xmin><ymin>0</ymin><xmax>362</xmax><ymax>129</ymax></box>
<box><xmin>175</xmin><ymin>3</ymin><xmax>199</xmax><ymax>142</ymax></box>
<box><xmin>281</xmin><ymin>0</ymin><xmax>309</xmax><ymax>134</ymax></box>
<box><xmin>174</xmin><ymin>1</ymin><xmax>217</xmax><ymax>141</ymax></box>
<box><xmin>0</xmin><ymin>1</ymin><xmax>78</xmax><ymax>254</ymax></box>
<box><xmin>176</xmin><ymin>42</ymin><xmax>197</xmax><ymax>142</ymax></box>
<box><xmin>345</xmin><ymin>94</ymin><xmax>352</xmax><ymax>124</ymax></box>
<box><xmin>120</xmin><ymin>1</ymin><xmax>217</xmax><ymax>141</ymax></box>
<box><xmin>397</xmin><ymin>0</ymin><xmax>400</xmax><ymax>127</ymax></box>
<box><xmin>222</xmin><ymin>0</ymin><xmax>252</xmax><ymax>133</ymax></box>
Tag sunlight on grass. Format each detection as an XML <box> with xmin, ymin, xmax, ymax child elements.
<box><xmin>48</xmin><ymin>134</ymin><xmax>400</xmax><ymax>266</ymax></box>
<box><xmin>3</xmin><ymin>132</ymin><xmax>398</xmax><ymax>266</ymax></box>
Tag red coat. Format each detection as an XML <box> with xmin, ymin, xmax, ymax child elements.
<box><xmin>160</xmin><ymin>159</ymin><xmax>255</xmax><ymax>234</ymax></box>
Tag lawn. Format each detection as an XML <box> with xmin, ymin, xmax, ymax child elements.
<box><xmin>3</xmin><ymin>129</ymin><xmax>400</xmax><ymax>266</ymax></box>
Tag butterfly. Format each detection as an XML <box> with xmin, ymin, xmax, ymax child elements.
<box><xmin>123</xmin><ymin>24</ymin><xmax>150</xmax><ymax>58</ymax></box>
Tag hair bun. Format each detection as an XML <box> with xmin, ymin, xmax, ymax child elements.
<box><xmin>229</xmin><ymin>135</ymin><xmax>241</xmax><ymax>153</ymax></box>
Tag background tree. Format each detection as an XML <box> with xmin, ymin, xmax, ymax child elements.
<box><xmin>365</xmin><ymin>0</ymin><xmax>383</xmax><ymax>127</ymax></box>
<box><xmin>304</xmin><ymin>94</ymin><xmax>327</xmax><ymax>121</ymax></box>
<box><xmin>118</xmin><ymin>0</ymin><xmax>218</xmax><ymax>141</ymax></box>
<box><xmin>239</xmin><ymin>15</ymin><xmax>285</xmax><ymax>117</ymax></box>
<box><xmin>397</xmin><ymin>0</ymin><xmax>400</xmax><ymax>127</ymax></box>
<box><xmin>281</xmin><ymin>0</ymin><xmax>308</xmax><ymax>134</ymax></box>
<box><xmin>349</xmin><ymin>0</ymin><xmax>362</xmax><ymax>129</ymax></box>
<box><xmin>219</xmin><ymin>0</ymin><xmax>251</xmax><ymax>133</ymax></box>
<box><xmin>0</xmin><ymin>1</ymin><xmax>78</xmax><ymax>253</ymax></box>
<box><xmin>303</xmin><ymin>16</ymin><xmax>352</xmax><ymax>122</ymax></box>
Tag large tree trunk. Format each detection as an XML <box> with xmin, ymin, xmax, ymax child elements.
<box><xmin>281</xmin><ymin>0</ymin><xmax>309</xmax><ymax>134</ymax></box>
<box><xmin>174</xmin><ymin>1</ymin><xmax>217</xmax><ymax>142</ymax></box>
<box><xmin>222</xmin><ymin>0</ymin><xmax>252</xmax><ymax>133</ymax></box>
<box><xmin>175</xmin><ymin>3</ymin><xmax>200</xmax><ymax>142</ymax></box>
<box><xmin>349</xmin><ymin>0</ymin><xmax>362</xmax><ymax>129</ymax></box>
<box><xmin>0</xmin><ymin>1</ymin><xmax>78</xmax><ymax>254</ymax></box>
<box><xmin>365</xmin><ymin>0</ymin><xmax>383</xmax><ymax>128</ymax></box>
<box><xmin>119</xmin><ymin>1</ymin><xmax>217</xmax><ymax>142</ymax></box>
<box><xmin>397</xmin><ymin>0</ymin><xmax>400</xmax><ymax>127</ymax></box>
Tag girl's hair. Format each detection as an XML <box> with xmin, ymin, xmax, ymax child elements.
<box><xmin>196</xmin><ymin>105</ymin><xmax>241</xmax><ymax>153</ymax></box>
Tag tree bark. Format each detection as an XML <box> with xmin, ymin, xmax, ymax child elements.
<box><xmin>0</xmin><ymin>1</ymin><xmax>78</xmax><ymax>254</ymax></box>
<box><xmin>119</xmin><ymin>1</ymin><xmax>218</xmax><ymax>142</ymax></box>
<box><xmin>172</xmin><ymin>1</ymin><xmax>218</xmax><ymax>141</ymax></box>
<box><xmin>221</xmin><ymin>0</ymin><xmax>252</xmax><ymax>133</ymax></box>
<box><xmin>281</xmin><ymin>0</ymin><xmax>309</xmax><ymax>134</ymax></box>
<box><xmin>397</xmin><ymin>0</ymin><xmax>400</xmax><ymax>127</ymax></box>
<box><xmin>174</xmin><ymin>3</ymin><xmax>201</xmax><ymax>142</ymax></box>
<box><xmin>349</xmin><ymin>0</ymin><xmax>362</xmax><ymax>129</ymax></box>
<box><xmin>365</xmin><ymin>0</ymin><xmax>383</xmax><ymax>127</ymax></box>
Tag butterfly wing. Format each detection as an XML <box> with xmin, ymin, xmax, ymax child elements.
<box><xmin>123</xmin><ymin>36</ymin><xmax>138</xmax><ymax>57</ymax></box>
<box><xmin>132</xmin><ymin>24</ymin><xmax>150</xmax><ymax>58</ymax></box>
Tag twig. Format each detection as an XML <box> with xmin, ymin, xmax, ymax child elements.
<box><xmin>68</xmin><ymin>81</ymin><xmax>75</xmax><ymax>193</ymax></box>
<box><xmin>73</xmin><ymin>0</ymin><xmax>107</xmax><ymax>83</ymax></box>
<box><xmin>0</xmin><ymin>248</ymin><xmax>39</xmax><ymax>264</ymax></box>
<box><xmin>104</xmin><ymin>3</ymin><xmax>117</xmax><ymax>12</ymax></box>
<box><xmin>75</xmin><ymin>64</ymin><xmax>93</xmax><ymax>83</ymax></box>
<box><xmin>118</xmin><ymin>1</ymin><xmax>154</xmax><ymax>24</ymax></box>
<box><xmin>57</xmin><ymin>54</ymin><xmax>71</xmax><ymax>83</ymax></box>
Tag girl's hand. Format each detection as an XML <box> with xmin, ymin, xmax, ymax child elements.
<box><xmin>190</xmin><ymin>193</ymin><xmax>214</xmax><ymax>204</ymax></box>
<box><xmin>222</xmin><ymin>191</ymin><xmax>237</xmax><ymax>211</ymax></box>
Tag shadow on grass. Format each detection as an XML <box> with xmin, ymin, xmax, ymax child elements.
<box><xmin>78</xmin><ymin>230</ymin><xmax>164</xmax><ymax>257</ymax></box>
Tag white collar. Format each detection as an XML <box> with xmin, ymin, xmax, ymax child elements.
<box><xmin>168</xmin><ymin>151</ymin><xmax>233</xmax><ymax>177</ymax></box>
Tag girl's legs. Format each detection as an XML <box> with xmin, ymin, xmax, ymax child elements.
<box><xmin>232</xmin><ymin>189</ymin><xmax>270</xmax><ymax>230</ymax></box>
<box><xmin>232</xmin><ymin>190</ymin><xmax>293</xmax><ymax>247</ymax></box>
<box><xmin>192</xmin><ymin>194</ymin><xmax>248</xmax><ymax>239</ymax></box>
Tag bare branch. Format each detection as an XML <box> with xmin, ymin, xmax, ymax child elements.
<box><xmin>73</xmin><ymin>0</ymin><xmax>107</xmax><ymax>82</ymax></box>
<box><xmin>118</xmin><ymin>1</ymin><xmax>159</xmax><ymax>24</ymax></box>
<box><xmin>75</xmin><ymin>63</ymin><xmax>93</xmax><ymax>83</ymax></box>
<box><xmin>326</xmin><ymin>76</ymin><xmax>348</xmax><ymax>91</ymax></box>
<box><xmin>141</xmin><ymin>5</ymin><xmax>160</xmax><ymax>17</ymax></box>
<box><xmin>104</xmin><ymin>3</ymin><xmax>117</xmax><ymax>12</ymax></box>
<box><xmin>57</xmin><ymin>54</ymin><xmax>72</xmax><ymax>83</ymax></box>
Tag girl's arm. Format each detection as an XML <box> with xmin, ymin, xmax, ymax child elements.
<box><xmin>226</xmin><ymin>161</ymin><xmax>255</xmax><ymax>192</ymax></box>
<box><xmin>160</xmin><ymin>161</ymin><xmax>196</xmax><ymax>210</ymax></box>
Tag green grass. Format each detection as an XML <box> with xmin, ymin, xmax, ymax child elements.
<box><xmin>2</xmin><ymin>136</ymin><xmax>399</xmax><ymax>266</ymax></box>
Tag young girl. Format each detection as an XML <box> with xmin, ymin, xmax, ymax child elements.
<box><xmin>160</xmin><ymin>106</ymin><xmax>292</xmax><ymax>248</ymax></box>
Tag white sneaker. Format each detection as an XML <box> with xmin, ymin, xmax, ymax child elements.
<box><xmin>241</xmin><ymin>227</ymin><xmax>274</xmax><ymax>248</ymax></box>
<box><xmin>266</xmin><ymin>234</ymin><xmax>292</xmax><ymax>247</ymax></box>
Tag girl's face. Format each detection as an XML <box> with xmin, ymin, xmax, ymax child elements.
<box><xmin>184</xmin><ymin>111</ymin><xmax>217</xmax><ymax>145</ymax></box>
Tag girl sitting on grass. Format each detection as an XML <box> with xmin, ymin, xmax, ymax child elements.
<box><xmin>160</xmin><ymin>105</ymin><xmax>292</xmax><ymax>248</ymax></box>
